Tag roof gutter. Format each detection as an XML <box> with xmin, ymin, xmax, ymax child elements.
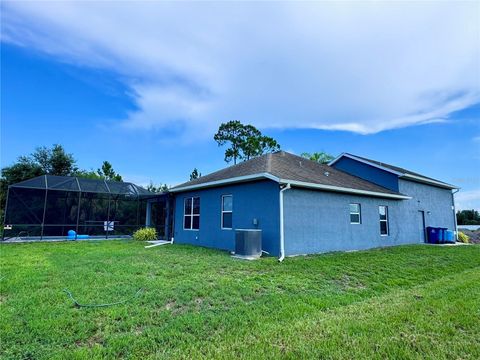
<box><xmin>170</xmin><ymin>173</ymin><xmax>409</xmax><ymax>199</ymax></box>
<box><xmin>400</xmin><ymin>174</ymin><xmax>457</xmax><ymax>190</ymax></box>
<box><xmin>278</xmin><ymin>183</ymin><xmax>291</xmax><ymax>262</ymax></box>
<box><xmin>169</xmin><ymin>173</ymin><xmax>280</xmax><ymax>193</ymax></box>
<box><xmin>279</xmin><ymin>179</ymin><xmax>411</xmax><ymax>200</ymax></box>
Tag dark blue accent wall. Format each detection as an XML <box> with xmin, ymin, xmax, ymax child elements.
<box><xmin>332</xmin><ymin>157</ymin><xmax>400</xmax><ymax>192</ymax></box>
<box><xmin>173</xmin><ymin>180</ymin><xmax>280</xmax><ymax>255</ymax></box>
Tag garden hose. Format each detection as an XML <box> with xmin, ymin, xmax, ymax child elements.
<box><xmin>63</xmin><ymin>288</ymin><xmax>143</xmax><ymax>308</ymax></box>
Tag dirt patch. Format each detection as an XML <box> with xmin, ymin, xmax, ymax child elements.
<box><xmin>333</xmin><ymin>275</ymin><xmax>366</xmax><ymax>291</ymax></box>
<box><xmin>164</xmin><ymin>300</ymin><xmax>176</xmax><ymax>310</ymax></box>
<box><xmin>133</xmin><ymin>326</ymin><xmax>143</xmax><ymax>335</ymax></box>
<box><xmin>75</xmin><ymin>333</ymin><xmax>104</xmax><ymax>348</ymax></box>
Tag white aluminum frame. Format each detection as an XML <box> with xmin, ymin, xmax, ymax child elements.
<box><xmin>379</xmin><ymin>205</ymin><xmax>389</xmax><ymax>236</ymax></box>
<box><xmin>221</xmin><ymin>194</ymin><xmax>233</xmax><ymax>230</ymax></box>
<box><xmin>349</xmin><ymin>203</ymin><xmax>361</xmax><ymax>224</ymax></box>
<box><xmin>183</xmin><ymin>196</ymin><xmax>200</xmax><ymax>231</ymax></box>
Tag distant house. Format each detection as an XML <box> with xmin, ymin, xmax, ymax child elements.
<box><xmin>169</xmin><ymin>151</ymin><xmax>457</xmax><ymax>258</ymax></box>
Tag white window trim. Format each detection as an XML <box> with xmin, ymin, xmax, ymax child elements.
<box><xmin>183</xmin><ymin>197</ymin><xmax>200</xmax><ymax>231</ymax></box>
<box><xmin>350</xmin><ymin>203</ymin><xmax>361</xmax><ymax>224</ymax></box>
<box><xmin>379</xmin><ymin>205</ymin><xmax>389</xmax><ymax>236</ymax></box>
<box><xmin>221</xmin><ymin>194</ymin><xmax>233</xmax><ymax>230</ymax></box>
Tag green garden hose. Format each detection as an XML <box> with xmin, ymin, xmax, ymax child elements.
<box><xmin>63</xmin><ymin>288</ymin><xmax>143</xmax><ymax>308</ymax></box>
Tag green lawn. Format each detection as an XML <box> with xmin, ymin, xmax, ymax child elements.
<box><xmin>1</xmin><ymin>241</ymin><xmax>479</xmax><ymax>359</ymax></box>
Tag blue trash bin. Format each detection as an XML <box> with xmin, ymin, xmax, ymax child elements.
<box><xmin>440</xmin><ymin>228</ymin><xmax>449</xmax><ymax>243</ymax></box>
<box><xmin>438</xmin><ymin>228</ymin><xmax>444</xmax><ymax>243</ymax></box>
<box><xmin>445</xmin><ymin>230</ymin><xmax>455</xmax><ymax>243</ymax></box>
<box><xmin>427</xmin><ymin>227</ymin><xmax>439</xmax><ymax>244</ymax></box>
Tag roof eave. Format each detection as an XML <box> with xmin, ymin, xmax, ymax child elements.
<box><xmin>169</xmin><ymin>173</ymin><xmax>280</xmax><ymax>193</ymax></box>
<box><xmin>278</xmin><ymin>178</ymin><xmax>411</xmax><ymax>200</ymax></box>
<box><xmin>169</xmin><ymin>173</ymin><xmax>411</xmax><ymax>199</ymax></box>
<box><xmin>400</xmin><ymin>174</ymin><xmax>458</xmax><ymax>190</ymax></box>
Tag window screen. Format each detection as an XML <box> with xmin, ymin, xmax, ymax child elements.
<box><xmin>184</xmin><ymin>197</ymin><xmax>200</xmax><ymax>230</ymax></box>
<box><xmin>379</xmin><ymin>206</ymin><xmax>389</xmax><ymax>236</ymax></box>
<box><xmin>350</xmin><ymin>203</ymin><xmax>361</xmax><ymax>224</ymax></box>
<box><xmin>221</xmin><ymin>195</ymin><xmax>233</xmax><ymax>229</ymax></box>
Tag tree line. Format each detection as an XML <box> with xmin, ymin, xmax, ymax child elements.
<box><xmin>0</xmin><ymin>145</ymin><xmax>124</xmax><ymax>219</ymax></box>
<box><xmin>1</xmin><ymin>121</ymin><xmax>334</xmax><ymax>220</ymax></box>
<box><xmin>457</xmin><ymin>210</ymin><xmax>480</xmax><ymax>225</ymax></box>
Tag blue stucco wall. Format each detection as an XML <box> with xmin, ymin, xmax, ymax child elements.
<box><xmin>283</xmin><ymin>180</ymin><xmax>455</xmax><ymax>255</ymax></box>
<box><xmin>332</xmin><ymin>157</ymin><xmax>400</xmax><ymax>192</ymax></box>
<box><xmin>173</xmin><ymin>180</ymin><xmax>280</xmax><ymax>255</ymax></box>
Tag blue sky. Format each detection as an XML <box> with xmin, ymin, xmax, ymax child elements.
<box><xmin>1</xmin><ymin>2</ymin><xmax>479</xmax><ymax>209</ymax></box>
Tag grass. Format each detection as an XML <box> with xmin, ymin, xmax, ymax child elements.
<box><xmin>1</xmin><ymin>241</ymin><xmax>479</xmax><ymax>359</ymax></box>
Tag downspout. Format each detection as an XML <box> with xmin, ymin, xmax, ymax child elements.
<box><xmin>278</xmin><ymin>183</ymin><xmax>291</xmax><ymax>262</ymax></box>
<box><xmin>452</xmin><ymin>189</ymin><xmax>459</xmax><ymax>241</ymax></box>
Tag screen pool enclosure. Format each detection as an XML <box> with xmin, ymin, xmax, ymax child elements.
<box><xmin>2</xmin><ymin>175</ymin><xmax>171</xmax><ymax>241</ymax></box>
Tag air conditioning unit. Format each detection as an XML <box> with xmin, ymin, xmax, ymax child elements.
<box><xmin>233</xmin><ymin>229</ymin><xmax>262</xmax><ymax>260</ymax></box>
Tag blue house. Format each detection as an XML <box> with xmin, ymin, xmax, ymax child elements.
<box><xmin>166</xmin><ymin>151</ymin><xmax>458</xmax><ymax>259</ymax></box>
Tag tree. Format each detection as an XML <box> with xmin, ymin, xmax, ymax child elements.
<box><xmin>0</xmin><ymin>160</ymin><xmax>44</xmax><ymax>218</ymax></box>
<box><xmin>74</xmin><ymin>161</ymin><xmax>123</xmax><ymax>181</ymax></box>
<box><xmin>0</xmin><ymin>144</ymin><xmax>78</xmax><ymax>220</ymax></box>
<box><xmin>32</xmin><ymin>144</ymin><xmax>78</xmax><ymax>175</ymax></box>
<box><xmin>190</xmin><ymin>168</ymin><xmax>201</xmax><ymax>181</ymax></box>
<box><xmin>73</xmin><ymin>169</ymin><xmax>103</xmax><ymax>180</ymax></box>
<box><xmin>0</xmin><ymin>145</ymin><xmax>125</xmax><ymax>221</ymax></box>
<box><xmin>214</xmin><ymin>120</ymin><xmax>280</xmax><ymax>164</ymax></box>
<box><xmin>457</xmin><ymin>210</ymin><xmax>480</xmax><ymax>225</ymax></box>
<box><xmin>214</xmin><ymin>120</ymin><xmax>245</xmax><ymax>164</ymax></box>
<box><xmin>1</xmin><ymin>144</ymin><xmax>77</xmax><ymax>189</ymax></box>
<box><xmin>301</xmin><ymin>152</ymin><xmax>335</xmax><ymax>164</ymax></box>
<box><xmin>146</xmin><ymin>182</ymin><xmax>169</xmax><ymax>193</ymax></box>
<box><xmin>97</xmin><ymin>161</ymin><xmax>122</xmax><ymax>181</ymax></box>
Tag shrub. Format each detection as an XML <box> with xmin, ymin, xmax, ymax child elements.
<box><xmin>458</xmin><ymin>231</ymin><xmax>469</xmax><ymax>243</ymax></box>
<box><xmin>133</xmin><ymin>227</ymin><xmax>157</xmax><ymax>241</ymax></box>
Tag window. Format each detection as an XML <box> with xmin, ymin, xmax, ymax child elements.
<box><xmin>184</xmin><ymin>197</ymin><xmax>200</xmax><ymax>230</ymax></box>
<box><xmin>349</xmin><ymin>203</ymin><xmax>361</xmax><ymax>224</ymax></box>
<box><xmin>221</xmin><ymin>195</ymin><xmax>233</xmax><ymax>229</ymax></box>
<box><xmin>379</xmin><ymin>206</ymin><xmax>389</xmax><ymax>236</ymax></box>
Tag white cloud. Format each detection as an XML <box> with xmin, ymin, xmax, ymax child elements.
<box><xmin>2</xmin><ymin>1</ymin><xmax>479</xmax><ymax>135</ymax></box>
<box><xmin>455</xmin><ymin>189</ymin><xmax>480</xmax><ymax>211</ymax></box>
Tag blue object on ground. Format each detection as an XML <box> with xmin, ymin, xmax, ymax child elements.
<box><xmin>67</xmin><ymin>230</ymin><xmax>76</xmax><ymax>240</ymax></box>
<box><xmin>445</xmin><ymin>230</ymin><xmax>455</xmax><ymax>243</ymax></box>
<box><xmin>426</xmin><ymin>227</ymin><xmax>439</xmax><ymax>244</ymax></box>
<box><xmin>67</xmin><ymin>230</ymin><xmax>89</xmax><ymax>240</ymax></box>
<box><xmin>438</xmin><ymin>228</ymin><xmax>445</xmax><ymax>243</ymax></box>
<box><xmin>439</xmin><ymin>227</ymin><xmax>448</xmax><ymax>243</ymax></box>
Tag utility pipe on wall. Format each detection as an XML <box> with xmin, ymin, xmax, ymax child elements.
<box><xmin>452</xmin><ymin>189</ymin><xmax>459</xmax><ymax>241</ymax></box>
<box><xmin>278</xmin><ymin>183</ymin><xmax>291</xmax><ymax>262</ymax></box>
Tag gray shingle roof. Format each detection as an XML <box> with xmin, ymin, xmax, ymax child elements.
<box><xmin>341</xmin><ymin>153</ymin><xmax>456</xmax><ymax>187</ymax></box>
<box><xmin>172</xmin><ymin>151</ymin><xmax>406</xmax><ymax>196</ymax></box>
